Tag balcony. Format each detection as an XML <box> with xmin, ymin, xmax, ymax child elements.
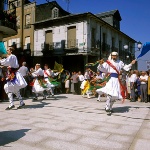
<box><xmin>0</xmin><ymin>10</ymin><xmax>17</xmax><ymax>37</ymax></box>
<box><xmin>64</xmin><ymin>39</ymin><xmax>78</xmax><ymax>53</ymax></box>
<box><xmin>42</xmin><ymin>41</ymin><xmax>65</xmax><ymax>56</ymax></box>
<box><xmin>101</xmin><ymin>42</ymin><xmax>110</xmax><ymax>57</ymax></box>
<box><xmin>91</xmin><ymin>39</ymin><xmax>100</xmax><ymax>51</ymax></box>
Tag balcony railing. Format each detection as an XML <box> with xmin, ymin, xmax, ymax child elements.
<box><xmin>0</xmin><ymin>10</ymin><xmax>17</xmax><ymax>31</ymax></box>
<box><xmin>102</xmin><ymin>42</ymin><xmax>110</xmax><ymax>51</ymax></box>
<box><xmin>91</xmin><ymin>39</ymin><xmax>100</xmax><ymax>50</ymax></box>
<box><xmin>42</xmin><ymin>41</ymin><xmax>66</xmax><ymax>55</ymax></box>
<box><xmin>65</xmin><ymin>39</ymin><xmax>78</xmax><ymax>49</ymax></box>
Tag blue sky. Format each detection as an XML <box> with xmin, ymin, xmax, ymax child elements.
<box><xmin>35</xmin><ymin>0</ymin><xmax>150</xmax><ymax>71</ymax></box>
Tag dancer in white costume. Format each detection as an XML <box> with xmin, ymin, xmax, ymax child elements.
<box><xmin>0</xmin><ymin>46</ymin><xmax>27</xmax><ymax>110</ymax></box>
<box><xmin>43</xmin><ymin>64</ymin><xmax>55</xmax><ymax>97</ymax></box>
<box><xmin>32</xmin><ymin>64</ymin><xmax>46</xmax><ymax>100</ymax></box>
<box><xmin>96</xmin><ymin>52</ymin><xmax>136</xmax><ymax>114</ymax></box>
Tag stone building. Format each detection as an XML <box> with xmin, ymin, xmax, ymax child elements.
<box><xmin>2</xmin><ymin>1</ymin><xmax>137</xmax><ymax>71</ymax></box>
<box><xmin>3</xmin><ymin>0</ymin><xmax>35</xmax><ymax>66</ymax></box>
<box><xmin>33</xmin><ymin>1</ymin><xmax>136</xmax><ymax>72</ymax></box>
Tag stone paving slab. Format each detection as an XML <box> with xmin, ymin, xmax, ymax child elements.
<box><xmin>0</xmin><ymin>94</ymin><xmax>150</xmax><ymax>150</ymax></box>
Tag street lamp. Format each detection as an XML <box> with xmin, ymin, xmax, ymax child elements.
<box><xmin>124</xmin><ymin>41</ymin><xmax>142</xmax><ymax>52</ymax></box>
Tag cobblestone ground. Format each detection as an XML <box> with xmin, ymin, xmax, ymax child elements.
<box><xmin>0</xmin><ymin>94</ymin><xmax>150</xmax><ymax>150</ymax></box>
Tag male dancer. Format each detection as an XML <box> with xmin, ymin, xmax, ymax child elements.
<box><xmin>0</xmin><ymin>46</ymin><xmax>27</xmax><ymax>110</ymax></box>
<box><xmin>96</xmin><ymin>52</ymin><xmax>136</xmax><ymax>115</ymax></box>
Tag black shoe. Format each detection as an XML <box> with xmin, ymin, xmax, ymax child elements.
<box><xmin>105</xmin><ymin>108</ymin><xmax>110</xmax><ymax>112</ymax></box>
<box><xmin>17</xmin><ymin>103</ymin><xmax>25</xmax><ymax>109</ymax></box>
<box><xmin>42</xmin><ymin>97</ymin><xmax>46</xmax><ymax>100</ymax></box>
<box><xmin>5</xmin><ymin>105</ymin><xmax>15</xmax><ymax>110</ymax></box>
<box><xmin>47</xmin><ymin>95</ymin><xmax>51</xmax><ymax>98</ymax></box>
<box><xmin>32</xmin><ymin>97</ymin><xmax>38</xmax><ymax>101</ymax></box>
<box><xmin>130</xmin><ymin>100</ymin><xmax>136</xmax><ymax>102</ymax></box>
<box><xmin>110</xmin><ymin>110</ymin><xmax>114</xmax><ymax>113</ymax></box>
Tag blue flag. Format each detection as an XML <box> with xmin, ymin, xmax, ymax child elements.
<box><xmin>137</xmin><ymin>42</ymin><xmax>150</xmax><ymax>59</ymax></box>
<box><xmin>0</xmin><ymin>41</ymin><xmax>7</xmax><ymax>54</ymax></box>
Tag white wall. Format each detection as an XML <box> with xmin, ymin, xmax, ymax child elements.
<box><xmin>34</xmin><ymin>17</ymin><xmax>134</xmax><ymax>58</ymax></box>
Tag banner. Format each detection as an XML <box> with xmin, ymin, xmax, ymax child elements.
<box><xmin>54</xmin><ymin>61</ymin><xmax>64</xmax><ymax>72</ymax></box>
<box><xmin>0</xmin><ymin>42</ymin><xmax>7</xmax><ymax>54</ymax></box>
<box><xmin>137</xmin><ymin>42</ymin><xmax>150</xmax><ymax>59</ymax></box>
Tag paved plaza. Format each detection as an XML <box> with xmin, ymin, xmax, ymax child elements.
<box><xmin>0</xmin><ymin>94</ymin><xmax>150</xmax><ymax>150</ymax></box>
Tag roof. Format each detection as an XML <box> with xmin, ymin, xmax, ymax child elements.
<box><xmin>35</xmin><ymin>1</ymin><xmax>70</xmax><ymax>22</ymax></box>
<box><xmin>33</xmin><ymin>12</ymin><xmax>135</xmax><ymax>42</ymax></box>
<box><xmin>96</xmin><ymin>9</ymin><xmax>122</xmax><ymax>21</ymax></box>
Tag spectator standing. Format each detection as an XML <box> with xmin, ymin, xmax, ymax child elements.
<box><xmin>140</xmin><ymin>71</ymin><xmax>148</xmax><ymax>103</ymax></box>
<box><xmin>130</xmin><ymin>70</ymin><xmax>138</xmax><ymax>102</ymax></box>
<box><xmin>70</xmin><ymin>72</ymin><xmax>75</xmax><ymax>93</ymax></box>
<box><xmin>77</xmin><ymin>71</ymin><xmax>84</xmax><ymax>95</ymax></box>
<box><xmin>73</xmin><ymin>71</ymin><xmax>79</xmax><ymax>94</ymax></box>
<box><xmin>60</xmin><ymin>70</ymin><xmax>66</xmax><ymax>93</ymax></box>
<box><xmin>64</xmin><ymin>71</ymin><xmax>70</xmax><ymax>94</ymax></box>
<box><xmin>126</xmin><ymin>72</ymin><xmax>131</xmax><ymax>100</ymax></box>
<box><xmin>18</xmin><ymin>62</ymin><xmax>29</xmax><ymax>98</ymax></box>
<box><xmin>136</xmin><ymin>72</ymin><xmax>141</xmax><ymax>101</ymax></box>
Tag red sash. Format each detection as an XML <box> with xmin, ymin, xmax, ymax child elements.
<box><xmin>106</xmin><ymin>60</ymin><xmax>127</xmax><ymax>103</ymax></box>
<box><xmin>44</xmin><ymin>70</ymin><xmax>50</xmax><ymax>77</ymax></box>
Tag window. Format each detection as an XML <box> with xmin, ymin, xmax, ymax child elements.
<box><xmin>52</xmin><ymin>8</ymin><xmax>59</xmax><ymax>18</ymax></box>
<box><xmin>24</xmin><ymin>36</ymin><xmax>30</xmax><ymax>49</ymax></box>
<box><xmin>25</xmin><ymin>14</ymin><xmax>31</xmax><ymax>26</ymax></box>
<box><xmin>9</xmin><ymin>0</ymin><xmax>20</xmax><ymax>9</ymax></box>
<box><xmin>91</xmin><ymin>28</ymin><xmax>96</xmax><ymax>48</ymax></box>
<box><xmin>16</xmin><ymin>15</ymin><xmax>20</xmax><ymax>27</ymax></box>
<box><xmin>112</xmin><ymin>37</ymin><xmax>115</xmax><ymax>51</ymax></box>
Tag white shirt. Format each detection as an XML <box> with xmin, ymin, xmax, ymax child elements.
<box><xmin>18</xmin><ymin>66</ymin><xmax>29</xmax><ymax>76</ymax></box>
<box><xmin>96</xmin><ymin>72</ymin><xmax>105</xmax><ymax>79</ymax></box>
<box><xmin>130</xmin><ymin>74</ymin><xmax>137</xmax><ymax>83</ymax></box>
<box><xmin>140</xmin><ymin>75</ymin><xmax>148</xmax><ymax>84</ymax></box>
<box><xmin>97</xmin><ymin>59</ymin><xmax>132</xmax><ymax>74</ymax></box>
<box><xmin>78</xmin><ymin>75</ymin><xmax>84</xmax><ymax>81</ymax></box>
<box><xmin>0</xmin><ymin>54</ymin><xmax>19</xmax><ymax>68</ymax></box>
<box><xmin>32</xmin><ymin>68</ymin><xmax>44</xmax><ymax>77</ymax></box>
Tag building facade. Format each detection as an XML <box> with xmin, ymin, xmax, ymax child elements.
<box><xmin>0</xmin><ymin>0</ymin><xmax>17</xmax><ymax>42</ymax></box>
<box><xmin>3</xmin><ymin>0</ymin><xmax>35</xmax><ymax>65</ymax></box>
<box><xmin>33</xmin><ymin>2</ymin><xmax>136</xmax><ymax>72</ymax></box>
<box><xmin>2</xmin><ymin>1</ymin><xmax>137</xmax><ymax>71</ymax></box>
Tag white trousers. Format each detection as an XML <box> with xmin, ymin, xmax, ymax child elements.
<box><xmin>105</xmin><ymin>95</ymin><xmax>115</xmax><ymax>110</ymax></box>
<box><xmin>8</xmin><ymin>91</ymin><xmax>24</xmax><ymax>107</ymax></box>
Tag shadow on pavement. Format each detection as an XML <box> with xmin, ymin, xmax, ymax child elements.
<box><xmin>112</xmin><ymin>106</ymin><xmax>150</xmax><ymax>120</ymax></box>
<box><xmin>0</xmin><ymin>129</ymin><xmax>30</xmax><ymax>146</ymax></box>
<box><xmin>113</xmin><ymin>106</ymin><xmax>150</xmax><ymax>113</ymax></box>
<box><xmin>23</xmin><ymin>101</ymin><xmax>50</xmax><ymax>109</ymax></box>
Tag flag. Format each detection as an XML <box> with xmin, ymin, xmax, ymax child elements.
<box><xmin>85</xmin><ymin>61</ymin><xmax>99</xmax><ymax>66</ymax></box>
<box><xmin>137</xmin><ymin>42</ymin><xmax>150</xmax><ymax>59</ymax></box>
<box><xmin>54</xmin><ymin>61</ymin><xmax>64</xmax><ymax>72</ymax></box>
<box><xmin>0</xmin><ymin>42</ymin><xmax>7</xmax><ymax>54</ymax></box>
